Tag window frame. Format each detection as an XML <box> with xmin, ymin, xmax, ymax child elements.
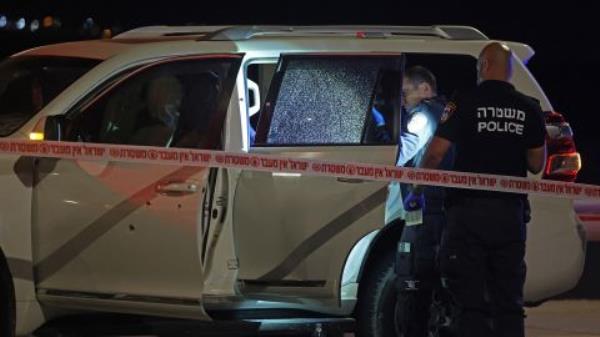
<box><xmin>243</xmin><ymin>57</ymin><xmax>279</xmax><ymax>147</ymax></box>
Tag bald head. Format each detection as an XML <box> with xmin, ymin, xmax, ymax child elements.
<box><xmin>477</xmin><ymin>42</ymin><xmax>513</xmax><ymax>83</ymax></box>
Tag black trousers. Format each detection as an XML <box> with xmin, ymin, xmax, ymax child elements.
<box><xmin>395</xmin><ymin>211</ymin><xmax>445</xmax><ymax>337</ymax></box>
<box><xmin>440</xmin><ymin>198</ymin><xmax>526</xmax><ymax>337</ymax></box>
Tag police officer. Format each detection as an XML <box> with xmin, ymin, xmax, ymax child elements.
<box><xmin>404</xmin><ymin>42</ymin><xmax>547</xmax><ymax>337</ymax></box>
<box><xmin>374</xmin><ymin>66</ymin><xmax>454</xmax><ymax>337</ymax></box>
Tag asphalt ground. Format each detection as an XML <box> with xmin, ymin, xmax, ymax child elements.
<box><xmin>525</xmin><ymin>300</ymin><xmax>600</xmax><ymax>337</ymax></box>
<box><xmin>33</xmin><ymin>300</ymin><xmax>600</xmax><ymax>337</ymax></box>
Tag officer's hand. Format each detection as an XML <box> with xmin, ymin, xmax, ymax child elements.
<box><xmin>403</xmin><ymin>191</ymin><xmax>425</xmax><ymax>211</ymax></box>
<box><xmin>371</xmin><ymin>107</ymin><xmax>385</xmax><ymax>127</ymax></box>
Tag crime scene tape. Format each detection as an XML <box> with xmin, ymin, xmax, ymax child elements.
<box><xmin>1</xmin><ymin>139</ymin><xmax>599</xmax><ymax>200</ymax></box>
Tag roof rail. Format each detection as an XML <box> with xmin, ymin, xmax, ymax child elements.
<box><xmin>113</xmin><ymin>25</ymin><xmax>489</xmax><ymax>41</ymax></box>
<box><xmin>113</xmin><ymin>25</ymin><xmax>231</xmax><ymax>40</ymax></box>
<box><xmin>204</xmin><ymin>25</ymin><xmax>489</xmax><ymax>41</ymax></box>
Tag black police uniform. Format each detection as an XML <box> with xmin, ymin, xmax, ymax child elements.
<box><xmin>434</xmin><ymin>80</ymin><xmax>546</xmax><ymax>337</ymax></box>
<box><xmin>394</xmin><ymin>96</ymin><xmax>455</xmax><ymax>337</ymax></box>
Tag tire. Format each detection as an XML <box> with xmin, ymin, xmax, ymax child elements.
<box><xmin>0</xmin><ymin>252</ymin><xmax>16</xmax><ymax>337</ymax></box>
<box><xmin>394</xmin><ymin>290</ymin><xmax>432</xmax><ymax>337</ymax></box>
<box><xmin>355</xmin><ymin>250</ymin><xmax>398</xmax><ymax>337</ymax></box>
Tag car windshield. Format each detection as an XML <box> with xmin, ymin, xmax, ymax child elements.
<box><xmin>0</xmin><ymin>56</ymin><xmax>100</xmax><ymax>136</ymax></box>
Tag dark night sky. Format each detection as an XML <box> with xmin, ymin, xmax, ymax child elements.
<box><xmin>1</xmin><ymin>0</ymin><xmax>599</xmax><ymax>182</ymax></box>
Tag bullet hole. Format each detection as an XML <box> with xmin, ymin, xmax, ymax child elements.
<box><xmin>146</xmin><ymin>201</ymin><xmax>151</xmax><ymax>206</ymax></box>
<box><xmin>129</xmin><ymin>224</ymin><xmax>135</xmax><ymax>231</ymax></box>
<box><xmin>178</xmin><ymin>204</ymin><xmax>182</xmax><ymax>209</ymax></box>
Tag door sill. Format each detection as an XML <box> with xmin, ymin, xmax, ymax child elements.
<box><xmin>38</xmin><ymin>288</ymin><xmax>208</xmax><ymax>320</ymax></box>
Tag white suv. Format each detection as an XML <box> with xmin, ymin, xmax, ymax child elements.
<box><xmin>0</xmin><ymin>25</ymin><xmax>585</xmax><ymax>337</ymax></box>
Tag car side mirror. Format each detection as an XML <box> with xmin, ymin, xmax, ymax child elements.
<box><xmin>29</xmin><ymin>115</ymin><xmax>66</xmax><ymax>141</ymax></box>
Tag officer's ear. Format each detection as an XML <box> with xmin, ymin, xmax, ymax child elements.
<box><xmin>418</xmin><ymin>82</ymin><xmax>433</xmax><ymax>96</ymax></box>
<box><xmin>479</xmin><ymin>58</ymin><xmax>490</xmax><ymax>73</ymax></box>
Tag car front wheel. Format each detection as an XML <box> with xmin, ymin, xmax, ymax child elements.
<box><xmin>355</xmin><ymin>250</ymin><xmax>398</xmax><ymax>337</ymax></box>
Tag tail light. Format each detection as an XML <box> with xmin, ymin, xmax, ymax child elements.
<box><xmin>545</xmin><ymin>152</ymin><xmax>581</xmax><ymax>177</ymax></box>
<box><xmin>543</xmin><ymin>111</ymin><xmax>581</xmax><ymax>182</ymax></box>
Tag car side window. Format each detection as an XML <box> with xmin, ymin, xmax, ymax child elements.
<box><xmin>404</xmin><ymin>53</ymin><xmax>477</xmax><ymax>99</ymax></box>
<box><xmin>246</xmin><ymin>62</ymin><xmax>277</xmax><ymax>146</ymax></box>
<box><xmin>0</xmin><ymin>56</ymin><xmax>99</xmax><ymax>137</ymax></box>
<box><xmin>254</xmin><ymin>55</ymin><xmax>403</xmax><ymax>146</ymax></box>
<box><xmin>66</xmin><ymin>57</ymin><xmax>240</xmax><ymax>149</ymax></box>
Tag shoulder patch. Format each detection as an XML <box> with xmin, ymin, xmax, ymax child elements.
<box><xmin>440</xmin><ymin>101</ymin><xmax>457</xmax><ymax>123</ymax></box>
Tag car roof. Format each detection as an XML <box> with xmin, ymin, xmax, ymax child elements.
<box><xmin>12</xmin><ymin>25</ymin><xmax>535</xmax><ymax>63</ymax></box>
<box><xmin>13</xmin><ymin>40</ymin><xmax>135</xmax><ymax>60</ymax></box>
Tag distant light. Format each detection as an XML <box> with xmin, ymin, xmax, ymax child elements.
<box><xmin>42</xmin><ymin>16</ymin><xmax>54</xmax><ymax>28</ymax></box>
<box><xmin>101</xmin><ymin>28</ymin><xmax>112</xmax><ymax>39</ymax></box>
<box><xmin>83</xmin><ymin>17</ymin><xmax>94</xmax><ymax>30</ymax></box>
<box><xmin>16</xmin><ymin>17</ymin><xmax>26</xmax><ymax>30</ymax></box>
<box><xmin>30</xmin><ymin>19</ymin><xmax>40</xmax><ymax>32</ymax></box>
<box><xmin>0</xmin><ymin>16</ymin><xmax>7</xmax><ymax>29</ymax></box>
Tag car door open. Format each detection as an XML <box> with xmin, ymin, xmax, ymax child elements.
<box><xmin>233</xmin><ymin>54</ymin><xmax>403</xmax><ymax>307</ymax></box>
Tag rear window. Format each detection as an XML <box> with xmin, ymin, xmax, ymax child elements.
<box><xmin>0</xmin><ymin>56</ymin><xmax>99</xmax><ymax>136</ymax></box>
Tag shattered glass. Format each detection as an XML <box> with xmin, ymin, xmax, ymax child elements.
<box><xmin>267</xmin><ymin>58</ymin><xmax>386</xmax><ymax>145</ymax></box>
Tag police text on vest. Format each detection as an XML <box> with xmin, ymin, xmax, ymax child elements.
<box><xmin>477</xmin><ymin>107</ymin><xmax>525</xmax><ymax>135</ymax></box>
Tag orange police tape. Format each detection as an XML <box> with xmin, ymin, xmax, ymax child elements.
<box><xmin>1</xmin><ymin>139</ymin><xmax>599</xmax><ymax>200</ymax></box>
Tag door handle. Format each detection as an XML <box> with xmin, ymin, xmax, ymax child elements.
<box><xmin>336</xmin><ymin>177</ymin><xmax>366</xmax><ymax>184</ymax></box>
<box><xmin>156</xmin><ymin>181</ymin><xmax>198</xmax><ymax>196</ymax></box>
